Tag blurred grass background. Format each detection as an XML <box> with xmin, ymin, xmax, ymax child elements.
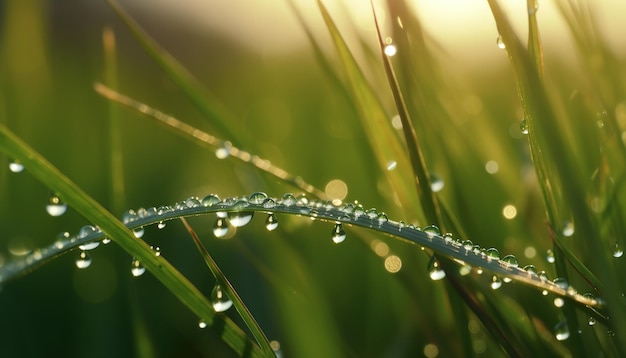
<box><xmin>1</xmin><ymin>0</ymin><xmax>625</xmax><ymax>357</ymax></box>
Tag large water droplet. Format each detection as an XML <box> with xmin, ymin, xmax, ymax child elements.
<box><xmin>133</xmin><ymin>227</ymin><xmax>145</xmax><ymax>238</ymax></box>
<box><xmin>213</xmin><ymin>218</ymin><xmax>229</xmax><ymax>238</ymax></box>
<box><xmin>229</xmin><ymin>212</ymin><xmax>254</xmax><ymax>227</ymax></box>
<box><xmin>331</xmin><ymin>223</ymin><xmax>346</xmax><ymax>244</ymax></box>
<box><xmin>211</xmin><ymin>284</ymin><xmax>233</xmax><ymax>312</ymax></box>
<box><xmin>612</xmin><ymin>243</ymin><xmax>624</xmax><ymax>258</ymax></box>
<box><xmin>157</xmin><ymin>221</ymin><xmax>167</xmax><ymax>229</ymax></box>
<box><xmin>555</xmin><ymin>320</ymin><xmax>570</xmax><ymax>341</ymax></box>
<box><xmin>265</xmin><ymin>213</ymin><xmax>278</xmax><ymax>231</ymax></box>
<box><xmin>151</xmin><ymin>245</ymin><xmax>161</xmax><ymax>257</ymax></box>
<box><xmin>485</xmin><ymin>248</ymin><xmax>499</xmax><ymax>260</ymax></box>
<box><xmin>430</xmin><ymin>173</ymin><xmax>444</xmax><ymax>192</ymax></box>
<box><xmin>248</xmin><ymin>192</ymin><xmax>268</xmax><ymax>205</ymax></box>
<box><xmin>502</xmin><ymin>255</ymin><xmax>519</xmax><ymax>267</ymax></box>
<box><xmin>553</xmin><ymin>277</ymin><xmax>569</xmax><ymax>290</ymax></box>
<box><xmin>496</xmin><ymin>35</ymin><xmax>506</xmax><ymax>49</ymax></box>
<box><xmin>78</xmin><ymin>225</ymin><xmax>99</xmax><ymax>239</ymax></box>
<box><xmin>202</xmin><ymin>194</ymin><xmax>221</xmax><ymax>207</ymax></box>
<box><xmin>131</xmin><ymin>258</ymin><xmax>146</xmax><ymax>277</ymax></box>
<box><xmin>428</xmin><ymin>256</ymin><xmax>446</xmax><ymax>280</ymax></box>
<box><xmin>8</xmin><ymin>160</ymin><xmax>24</xmax><ymax>173</ymax></box>
<box><xmin>75</xmin><ymin>251</ymin><xmax>92</xmax><ymax>269</ymax></box>
<box><xmin>520</xmin><ymin>118</ymin><xmax>529</xmax><ymax>134</ymax></box>
<box><xmin>423</xmin><ymin>225</ymin><xmax>440</xmax><ymax>238</ymax></box>
<box><xmin>281</xmin><ymin>193</ymin><xmax>297</xmax><ymax>206</ymax></box>
<box><xmin>491</xmin><ymin>275</ymin><xmax>503</xmax><ymax>290</ymax></box>
<box><xmin>546</xmin><ymin>249</ymin><xmax>555</xmax><ymax>263</ymax></box>
<box><xmin>46</xmin><ymin>193</ymin><xmax>67</xmax><ymax>217</ymax></box>
<box><xmin>562</xmin><ymin>221</ymin><xmax>575</xmax><ymax>237</ymax></box>
<box><xmin>588</xmin><ymin>317</ymin><xmax>596</xmax><ymax>326</ymax></box>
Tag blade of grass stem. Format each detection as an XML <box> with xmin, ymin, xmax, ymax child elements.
<box><xmin>106</xmin><ymin>0</ymin><xmax>243</xmax><ymax>146</ymax></box>
<box><xmin>94</xmin><ymin>83</ymin><xmax>327</xmax><ymax>200</ymax></box>
<box><xmin>0</xmin><ymin>124</ymin><xmax>264</xmax><ymax>358</ymax></box>
<box><xmin>180</xmin><ymin>218</ymin><xmax>275</xmax><ymax>357</ymax></box>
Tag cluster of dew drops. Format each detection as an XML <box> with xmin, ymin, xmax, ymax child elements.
<box><xmin>8</xmin><ymin>158</ymin><xmax>623</xmax><ymax>339</ymax></box>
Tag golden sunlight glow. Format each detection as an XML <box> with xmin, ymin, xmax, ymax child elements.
<box><xmin>384</xmin><ymin>255</ymin><xmax>402</xmax><ymax>273</ymax></box>
<box><xmin>502</xmin><ymin>204</ymin><xmax>517</xmax><ymax>219</ymax></box>
<box><xmin>325</xmin><ymin>179</ymin><xmax>348</xmax><ymax>201</ymax></box>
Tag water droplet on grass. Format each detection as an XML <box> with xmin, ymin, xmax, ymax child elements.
<box><xmin>202</xmin><ymin>194</ymin><xmax>221</xmax><ymax>207</ymax></box>
<box><xmin>131</xmin><ymin>258</ymin><xmax>145</xmax><ymax>277</ymax></box>
<box><xmin>491</xmin><ymin>276</ymin><xmax>503</xmax><ymax>290</ymax></box>
<box><xmin>151</xmin><ymin>245</ymin><xmax>161</xmax><ymax>257</ymax></box>
<box><xmin>198</xmin><ymin>320</ymin><xmax>207</xmax><ymax>329</ymax></box>
<box><xmin>331</xmin><ymin>223</ymin><xmax>346</xmax><ymax>244</ymax></box>
<box><xmin>496</xmin><ymin>35</ymin><xmax>506</xmax><ymax>49</ymax></box>
<box><xmin>430</xmin><ymin>173</ymin><xmax>444</xmax><ymax>192</ymax></box>
<box><xmin>502</xmin><ymin>255</ymin><xmax>518</xmax><ymax>267</ymax></box>
<box><xmin>78</xmin><ymin>225</ymin><xmax>99</xmax><ymax>239</ymax></box>
<box><xmin>157</xmin><ymin>221</ymin><xmax>166</xmax><ymax>229</ymax></box>
<box><xmin>423</xmin><ymin>225</ymin><xmax>440</xmax><ymax>238</ymax></box>
<box><xmin>384</xmin><ymin>44</ymin><xmax>397</xmax><ymax>56</ymax></box>
<box><xmin>215</xmin><ymin>142</ymin><xmax>231</xmax><ymax>159</ymax></box>
<box><xmin>555</xmin><ymin>320</ymin><xmax>570</xmax><ymax>341</ymax></box>
<box><xmin>546</xmin><ymin>249</ymin><xmax>555</xmax><ymax>263</ymax></box>
<box><xmin>211</xmin><ymin>284</ymin><xmax>233</xmax><ymax>312</ymax></box>
<box><xmin>485</xmin><ymin>248</ymin><xmax>499</xmax><ymax>260</ymax></box>
<box><xmin>612</xmin><ymin>244</ymin><xmax>624</xmax><ymax>258</ymax></box>
<box><xmin>213</xmin><ymin>218</ymin><xmax>229</xmax><ymax>238</ymax></box>
<box><xmin>75</xmin><ymin>251</ymin><xmax>92</xmax><ymax>269</ymax></box>
<box><xmin>8</xmin><ymin>160</ymin><xmax>24</xmax><ymax>173</ymax></box>
<box><xmin>248</xmin><ymin>192</ymin><xmax>268</xmax><ymax>204</ymax></box>
<box><xmin>520</xmin><ymin>118</ymin><xmax>529</xmax><ymax>134</ymax></box>
<box><xmin>46</xmin><ymin>193</ymin><xmax>67</xmax><ymax>216</ymax></box>
<box><xmin>133</xmin><ymin>227</ymin><xmax>145</xmax><ymax>238</ymax></box>
<box><xmin>562</xmin><ymin>221</ymin><xmax>575</xmax><ymax>237</ymax></box>
<box><xmin>553</xmin><ymin>277</ymin><xmax>569</xmax><ymax>290</ymax></box>
<box><xmin>281</xmin><ymin>193</ymin><xmax>297</xmax><ymax>206</ymax></box>
<box><xmin>102</xmin><ymin>237</ymin><xmax>111</xmax><ymax>244</ymax></box>
<box><xmin>428</xmin><ymin>256</ymin><xmax>446</xmax><ymax>280</ymax></box>
<box><xmin>265</xmin><ymin>213</ymin><xmax>278</xmax><ymax>231</ymax></box>
<box><xmin>229</xmin><ymin>212</ymin><xmax>253</xmax><ymax>227</ymax></box>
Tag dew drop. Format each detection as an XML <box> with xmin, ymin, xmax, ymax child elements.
<box><xmin>386</xmin><ymin>161</ymin><xmax>397</xmax><ymax>171</ymax></box>
<box><xmin>546</xmin><ymin>249</ymin><xmax>555</xmax><ymax>263</ymax></box>
<box><xmin>428</xmin><ymin>256</ymin><xmax>446</xmax><ymax>280</ymax></box>
<box><xmin>423</xmin><ymin>225</ymin><xmax>441</xmax><ymax>238</ymax></box>
<box><xmin>430</xmin><ymin>173</ymin><xmax>444</xmax><ymax>192</ymax></box>
<box><xmin>496</xmin><ymin>35</ymin><xmax>506</xmax><ymax>49</ymax></box>
<box><xmin>490</xmin><ymin>275</ymin><xmax>503</xmax><ymax>290</ymax></box>
<box><xmin>554</xmin><ymin>297</ymin><xmax>565</xmax><ymax>307</ymax></box>
<box><xmin>502</xmin><ymin>255</ymin><xmax>519</xmax><ymax>267</ymax></box>
<box><xmin>102</xmin><ymin>237</ymin><xmax>111</xmax><ymax>244</ymax></box>
<box><xmin>562</xmin><ymin>221</ymin><xmax>575</xmax><ymax>237</ymax></box>
<box><xmin>331</xmin><ymin>223</ymin><xmax>346</xmax><ymax>244</ymax></box>
<box><xmin>46</xmin><ymin>193</ymin><xmax>67</xmax><ymax>217</ymax></box>
<box><xmin>131</xmin><ymin>258</ymin><xmax>146</xmax><ymax>277</ymax></box>
<box><xmin>215</xmin><ymin>141</ymin><xmax>231</xmax><ymax>159</ymax></box>
<box><xmin>262</xmin><ymin>198</ymin><xmax>277</xmax><ymax>209</ymax></box>
<box><xmin>555</xmin><ymin>320</ymin><xmax>570</xmax><ymax>341</ymax></box>
<box><xmin>198</xmin><ymin>320</ymin><xmax>207</xmax><ymax>329</ymax></box>
<box><xmin>150</xmin><ymin>245</ymin><xmax>161</xmax><ymax>257</ymax></box>
<box><xmin>75</xmin><ymin>251</ymin><xmax>92</xmax><ymax>269</ymax></box>
<box><xmin>211</xmin><ymin>284</ymin><xmax>233</xmax><ymax>312</ymax></box>
<box><xmin>588</xmin><ymin>317</ymin><xmax>596</xmax><ymax>326</ymax></box>
<box><xmin>485</xmin><ymin>248</ymin><xmax>499</xmax><ymax>260</ymax></box>
<box><xmin>201</xmin><ymin>194</ymin><xmax>221</xmax><ymax>207</ymax></box>
<box><xmin>8</xmin><ymin>160</ymin><xmax>24</xmax><ymax>173</ymax></box>
<box><xmin>523</xmin><ymin>264</ymin><xmax>537</xmax><ymax>275</ymax></box>
<box><xmin>79</xmin><ymin>241</ymin><xmax>100</xmax><ymax>251</ymax></box>
<box><xmin>281</xmin><ymin>193</ymin><xmax>297</xmax><ymax>206</ymax></box>
<box><xmin>553</xmin><ymin>277</ymin><xmax>569</xmax><ymax>290</ymax></box>
<box><xmin>185</xmin><ymin>196</ymin><xmax>201</xmax><ymax>208</ymax></box>
<box><xmin>462</xmin><ymin>240</ymin><xmax>474</xmax><ymax>251</ymax></box>
<box><xmin>384</xmin><ymin>44</ymin><xmax>397</xmax><ymax>56</ymax></box>
<box><xmin>157</xmin><ymin>221</ymin><xmax>166</xmax><ymax>229</ymax></box>
<box><xmin>78</xmin><ymin>225</ymin><xmax>99</xmax><ymax>239</ymax></box>
<box><xmin>520</xmin><ymin>118</ymin><xmax>529</xmax><ymax>134</ymax></box>
<box><xmin>229</xmin><ymin>212</ymin><xmax>254</xmax><ymax>227</ymax></box>
<box><xmin>133</xmin><ymin>227</ymin><xmax>145</xmax><ymax>238</ymax></box>
<box><xmin>377</xmin><ymin>212</ymin><xmax>388</xmax><ymax>225</ymax></box>
<box><xmin>248</xmin><ymin>192</ymin><xmax>268</xmax><ymax>205</ymax></box>
<box><xmin>612</xmin><ymin>243</ymin><xmax>624</xmax><ymax>258</ymax></box>
<box><xmin>213</xmin><ymin>218</ymin><xmax>230</xmax><ymax>238</ymax></box>
<box><xmin>265</xmin><ymin>213</ymin><xmax>278</xmax><ymax>231</ymax></box>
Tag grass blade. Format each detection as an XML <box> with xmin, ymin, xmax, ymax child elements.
<box><xmin>0</xmin><ymin>124</ymin><xmax>265</xmax><ymax>358</ymax></box>
<box><xmin>181</xmin><ymin>218</ymin><xmax>275</xmax><ymax>357</ymax></box>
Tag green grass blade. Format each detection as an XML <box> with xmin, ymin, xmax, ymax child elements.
<box><xmin>181</xmin><ymin>217</ymin><xmax>275</xmax><ymax>357</ymax></box>
<box><xmin>94</xmin><ymin>83</ymin><xmax>327</xmax><ymax>200</ymax></box>
<box><xmin>106</xmin><ymin>0</ymin><xmax>243</xmax><ymax>147</ymax></box>
<box><xmin>316</xmin><ymin>0</ymin><xmax>422</xmax><ymax>222</ymax></box>
<box><xmin>0</xmin><ymin>124</ymin><xmax>265</xmax><ymax>358</ymax></box>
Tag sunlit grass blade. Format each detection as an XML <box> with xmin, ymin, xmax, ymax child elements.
<box><xmin>106</xmin><ymin>0</ymin><xmax>243</xmax><ymax>146</ymax></box>
<box><xmin>180</xmin><ymin>217</ymin><xmax>275</xmax><ymax>357</ymax></box>
<box><xmin>94</xmin><ymin>83</ymin><xmax>327</xmax><ymax>200</ymax></box>
<box><xmin>0</xmin><ymin>124</ymin><xmax>264</xmax><ymax>358</ymax></box>
<box><xmin>316</xmin><ymin>0</ymin><xmax>422</xmax><ymax>222</ymax></box>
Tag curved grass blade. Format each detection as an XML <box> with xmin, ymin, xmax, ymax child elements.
<box><xmin>106</xmin><ymin>0</ymin><xmax>243</xmax><ymax>147</ymax></box>
<box><xmin>94</xmin><ymin>83</ymin><xmax>327</xmax><ymax>200</ymax></box>
<box><xmin>0</xmin><ymin>191</ymin><xmax>606</xmax><ymax>319</ymax></box>
<box><xmin>181</xmin><ymin>218</ymin><xmax>275</xmax><ymax>357</ymax></box>
<box><xmin>0</xmin><ymin>124</ymin><xmax>265</xmax><ymax>358</ymax></box>
<box><xmin>316</xmin><ymin>0</ymin><xmax>422</xmax><ymax>223</ymax></box>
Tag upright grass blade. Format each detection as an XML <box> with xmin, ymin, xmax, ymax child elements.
<box><xmin>316</xmin><ymin>0</ymin><xmax>422</xmax><ymax>223</ymax></box>
<box><xmin>0</xmin><ymin>124</ymin><xmax>265</xmax><ymax>358</ymax></box>
<box><xmin>106</xmin><ymin>0</ymin><xmax>243</xmax><ymax>147</ymax></box>
<box><xmin>181</xmin><ymin>217</ymin><xmax>275</xmax><ymax>357</ymax></box>
<box><xmin>94</xmin><ymin>83</ymin><xmax>327</xmax><ymax>200</ymax></box>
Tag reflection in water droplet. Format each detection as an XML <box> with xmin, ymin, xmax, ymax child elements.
<box><xmin>79</xmin><ymin>225</ymin><xmax>99</xmax><ymax>239</ymax></box>
<box><xmin>46</xmin><ymin>193</ymin><xmax>67</xmax><ymax>217</ymax></box>
<box><xmin>248</xmin><ymin>192</ymin><xmax>268</xmax><ymax>204</ymax></box>
<box><xmin>546</xmin><ymin>249</ymin><xmax>555</xmax><ymax>263</ymax></box>
<box><xmin>485</xmin><ymin>160</ymin><xmax>499</xmax><ymax>174</ymax></box>
<box><xmin>491</xmin><ymin>276</ymin><xmax>503</xmax><ymax>290</ymax></box>
<box><xmin>102</xmin><ymin>237</ymin><xmax>111</xmax><ymax>244</ymax></box>
<box><xmin>496</xmin><ymin>35</ymin><xmax>506</xmax><ymax>49</ymax></box>
<box><xmin>281</xmin><ymin>193</ymin><xmax>297</xmax><ymax>206</ymax></box>
<box><xmin>265</xmin><ymin>213</ymin><xmax>278</xmax><ymax>231</ymax></box>
<box><xmin>131</xmin><ymin>258</ymin><xmax>146</xmax><ymax>277</ymax></box>
<box><xmin>562</xmin><ymin>221</ymin><xmax>575</xmax><ymax>237</ymax></box>
<box><xmin>430</xmin><ymin>173</ymin><xmax>444</xmax><ymax>192</ymax></box>
<box><xmin>133</xmin><ymin>227</ymin><xmax>145</xmax><ymax>238</ymax></box>
<box><xmin>151</xmin><ymin>245</ymin><xmax>161</xmax><ymax>257</ymax></box>
<box><xmin>157</xmin><ymin>221</ymin><xmax>166</xmax><ymax>229</ymax></box>
<box><xmin>555</xmin><ymin>320</ymin><xmax>570</xmax><ymax>341</ymax></box>
<box><xmin>213</xmin><ymin>218</ymin><xmax>229</xmax><ymax>238</ymax></box>
<box><xmin>520</xmin><ymin>118</ymin><xmax>529</xmax><ymax>134</ymax></box>
<box><xmin>229</xmin><ymin>212</ymin><xmax>254</xmax><ymax>227</ymax></box>
<box><xmin>485</xmin><ymin>248</ymin><xmax>499</xmax><ymax>260</ymax></box>
<box><xmin>201</xmin><ymin>194</ymin><xmax>221</xmax><ymax>207</ymax></box>
<box><xmin>211</xmin><ymin>284</ymin><xmax>233</xmax><ymax>312</ymax></box>
<box><xmin>612</xmin><ymin>244</ymin><xmax>624</xmax><ymax>258</ymax></box>
<box><xmin>75</xmin><ymin>251</ymin><xmax>92</xmax><ymax>269</ymax></box>
<box><xmin>502</xmin><ymin>255</ymin><xmax>519</xmax><ymax>267</ymax></box>
<box><xmin>79</xmin><ymin>241</ymin><xmax>100</xmax><ymax>251</ymax></box>
<box><xmin>423</xmin><ymin>225</ymin><xmax>441</xmax><ymax>238</ymax></box>
<box><xmin>588</xmin><ymin>317</ymin><xmax>596</xmax><ymax>326</ymax></box>
<box><xmin>428</xmin><ymin>256</ymin><xmax>446</xmax><ymax>280</ymax></box>
<box><xmin>9</xmin><ymin>160</ymin><xmax>24</xmax><ymax>173</ymax></box>
<box><xmin>331</xmin><ymin>223</ymin><xmax>346</xmax><ymax>244</ymax></box>
<box><xmin>553</xmin><ymin>277</ymin><xmax>569</xmax><ymax>290</ymax></box>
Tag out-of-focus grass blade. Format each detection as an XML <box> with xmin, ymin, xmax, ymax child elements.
<box><xmin>180</xmin><ymin>218</ymin><xmax>274</xmax><ymax>357</ymax></box>
<box><xmin>106</xmin><ymin>0</ymin><xmax>243</xmax><ymax>147</ymax></box>
<box><xmin>94</xmin><ymin>83</ymin><xmax>327</xmax><ymax>200</ymax></box>
<box><xmin>0</xmin><ymin>124</ymin><xmax>264</xmax><ymax>358</ymax></box>
<box><xmin>316</xmin><ymin>0</ymin><xmax>422</xmax><ymax>223</ymax></box>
